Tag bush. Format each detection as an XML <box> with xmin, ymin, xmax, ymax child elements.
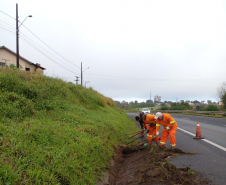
<box><xmin>157</xmin><ymin>106</ymin><xmax>169</xmax><ymax>110</ymax></box>
<box><xmin>205</xmin><ymin>105</ymin><xmax>220</xmax><ymax>111</ymax></box>
<box><xmin>198</xmin><ymin>105</ymin><xmax>206</xmax><ymax>111</ymax></box>
<box><xmin>170</xmin><ymin>102</ymin><xmax>191</xmax><ymax>110</ymax></box>
<box><xmin>222</xmin><ymin>93</ymin><xmax>226</xmax><ymax>109</ymax></box>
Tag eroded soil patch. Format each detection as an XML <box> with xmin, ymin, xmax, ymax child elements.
<box><xmin>105</xmin><ymin>144</ymin><xmax>210</xmax><ymax>185</ymax></box>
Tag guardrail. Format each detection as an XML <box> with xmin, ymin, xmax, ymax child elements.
<box><xmin>151</xmin><ymin>110</ymin><xmax>226</xmax><ymax>116</ymax></box>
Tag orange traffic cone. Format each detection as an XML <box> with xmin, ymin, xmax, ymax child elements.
<box><xmin>193</xmin><ymin>121</ymin><xmax>204</xmax><ymax>139</ymax></box>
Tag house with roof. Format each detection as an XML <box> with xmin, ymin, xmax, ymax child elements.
<box><xmin>0</xmin><ymin>46</ymin><xmax>45</xmax><ymax>74</ymax></box>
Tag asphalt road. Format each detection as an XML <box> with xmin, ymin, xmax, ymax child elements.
<box><xmin>126</xmin><ymin>112</ymin><xmax>226</xmax><ymax>185</ymax></box>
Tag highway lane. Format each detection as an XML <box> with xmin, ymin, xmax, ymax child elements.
<box><xmin>126</xmin><ymin>112</ymin><xmax>226</xmax><ymax>185</ymax></box>
<box><xmin>171</xmin><ymin>114</ymin><xmax>226</xmax><ymax>148</ymax></box>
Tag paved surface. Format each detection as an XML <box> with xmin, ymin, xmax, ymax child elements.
<box><xmin>126</xmin><ymin>112</ymin><xmax>226</xmax><ymax>185</ymax></box>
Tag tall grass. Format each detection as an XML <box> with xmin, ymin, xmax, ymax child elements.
<box><xmin>0</xmin><ymin>68</ymin><xmax>138</xmax><ymax>184</ymax></box>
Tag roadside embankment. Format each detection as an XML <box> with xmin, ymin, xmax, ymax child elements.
<box><xmin>98</xmin><ymin>144</ymin><xmax>209</xmax><ymax>185</ymax></box>
<box><xmin>0</xmin><ymin>68</ymin><xmax>138</xmax><ymax>184</ymax></box>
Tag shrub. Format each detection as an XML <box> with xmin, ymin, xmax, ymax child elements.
<box><xmin>158</xmin><ymin>106</ymin><xmax>169</xmax><ymax>110</ymax></box>
<box><xmin>222</xmin><ymin>93</ymin><xmax>226</xmax><ymax>109</ymax></box>
<box><xmin>205</xmin><ymin>105</ymin><xmax>220</xmax><ymax>111</ymax></box>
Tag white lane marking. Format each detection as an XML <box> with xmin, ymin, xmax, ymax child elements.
<box><xmin>177</xmin><ymin>127</ymin><xmax>195</xmax><ymax>137</ymax></box>
<box><xmin>202</xmin><ymin>139</ymin><xmax>226</xmax><ymax>152</ymax></box>
<box><xmin>178</xmin><ymin>127</ymin><xmax>226</xmax><ymax>152</ymax></box>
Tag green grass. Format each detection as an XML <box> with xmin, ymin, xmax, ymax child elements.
<box><xmin>0</xmin><ymin>68</ymin><xmax>139</xmax><ymax>184</ymax></box>
<box><xmin>126</xmin><ymin>106</ymin><xmax>160</xmax><ymax>112</ymax></box>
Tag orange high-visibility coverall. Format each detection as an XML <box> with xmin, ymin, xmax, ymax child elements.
<box><xmin>143</xmin><ymin>114</ymin><xmax>158</xmax><ymax>144</ymax></box>
<box><xmin>156</xmin><ymin>113</ymin><xmax>177</xmax><ymax>148</ymax></box>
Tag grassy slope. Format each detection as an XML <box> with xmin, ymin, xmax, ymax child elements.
<box><xmin>0</xmin><ymin>68</ymin><xmax>138</xmax><ymax>185</ymax></box>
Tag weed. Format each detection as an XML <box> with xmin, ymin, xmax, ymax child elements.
<box><xmin>188</xmin><ymin>169</ymin><xmax>195</xmax><ymax>175</ymax></box>
<box><xmin>149</xmin><ymin>147</ymin><xmax>154</xmax><ymax>154</ymax></box>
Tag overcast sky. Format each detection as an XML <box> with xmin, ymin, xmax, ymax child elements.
<box><xmin>1</xmin><ymin>0</ymin><xmax>226</xmax><ymax>103</ymax></box>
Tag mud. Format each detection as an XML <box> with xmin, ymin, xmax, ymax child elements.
<box><xmin>100</xmin><ymin>143</ymin><xmax>210</xmax><ymax>185</ymax></box>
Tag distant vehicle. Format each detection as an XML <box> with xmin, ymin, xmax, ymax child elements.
<box><xmin>141</xmin><ymin>108</ymin><xmax>150</xmax><ymax>114</ymax></box>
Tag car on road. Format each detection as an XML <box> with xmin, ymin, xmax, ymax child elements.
<box><xmin>141</xmin><ymin>108</ymin><xmax>150</xmax><ymax>114</ymax></box>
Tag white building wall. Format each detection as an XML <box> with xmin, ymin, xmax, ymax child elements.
<box><xmin>0</xmin><ymin>48</ymin><xmax>43</xmax><ymax>74</ymax></box>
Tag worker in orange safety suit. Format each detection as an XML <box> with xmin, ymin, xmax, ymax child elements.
<box><xmin>155</xmin><ymin>112</ymin><xmax>177</xmax><ymax>149</ymax></box>
<box><xmin>135</xmin><ymin>112</ymin><xmax>146</xmax><ymax>137</ymax></box>
<box><xmin>142</xmin><ymin>113</ymin><xmax>159</xmax><ymax>144</ymax></box>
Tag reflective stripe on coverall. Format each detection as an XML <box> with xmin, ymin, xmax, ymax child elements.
<box><xmin>143</xmin><ymin>114</ymin><xmax>158</xmax><ymax>144</ymax></box>
<box><xmin>156</xmin><ymin>113</ymin><xmax>177</xmax><ymax>148</ymax></box>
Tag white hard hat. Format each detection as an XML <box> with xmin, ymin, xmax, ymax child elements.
<box><xmin>156</xmin><ymin>112</ymin><xmax>162</xmax><ymax>118</ymax></box>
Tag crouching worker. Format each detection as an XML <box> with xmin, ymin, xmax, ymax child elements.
<box><xmin>135</xmin><ymin>112</ymin><xmax>145</xmax><ymax>137</ymax></box>
<box><xmin>142</xmin><ymin>113</ymin><xmax>158</xmax><ymax>145</ymax></box>
<box><xmin>155</xmin><ymin>112</ymin><xmax>177</xmax><ymax>149</ymax></box>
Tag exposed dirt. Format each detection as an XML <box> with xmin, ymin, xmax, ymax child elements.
<box><xmin>100</xmin><ymin>143</ymin><xmax>210</xmax><ymax>185</ymax></box>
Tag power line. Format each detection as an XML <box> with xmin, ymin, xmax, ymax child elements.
<box><xmin>19</xmin><ymin>31</ymin><xmax>80</xmax><ymax>73</ymax></box>
<box><xmin>0</xmin><ymin>23</ymin><xmax>80</xmax><ymax>73</ymax></box>
<box><xmin>20</xmin><ymin>36</ymin><xmax>80</xmax><ymax>75</ymax></box>
<box><xmin>0</xmin><ymin>10</ymin><xmax>15</xmax><ymax>20</ymax></box>
<box><xmin>85</xmin><ymin>72</ymin><xmax>225</xmax><ymax>81</ymax></box>
<box><xmin>85</xmin><ymin>72</ymin><xmax>133</xmax><ymax>78</ymax></box>
<box><xmin>0</xmin><ymin>25</ymin><xmax>80</xmax><ymax>75</ymax></box>
<box><xmin>0</xmin><ymin>11</ymin><xmax>80</xmax><ymax>69</ymax></box>
<box><xmin>0</xmin><ymin>26</ymin><xmax>15</xmax><ymax>34</ymax></box>
<box><xmin>0</xmin><ymin>28</ymin><xmax>15</xmax><ymax>36</ymax></box>
<box><xmin>83</xmin><ymin>76</ymin><xmax>225</xmax><ymax>83</ymax></box>
<box><xmin>0</xmin><ymin>20</ymin><xmax>15</xmax><ymax>29</ymax></box>
<box><xmin>1</xmin><ymin>28</ymin><xmax>224</xmax><ymax>85</ymax></box>
<box><xmin>0</xmin><ymin>23</ymin><xmax>15</xmax><ymax>31</ymax></box>
<box><xmin>22</xmin><ymin>25</ymin><xmax>80</xmax><ymax>69</ymax></box>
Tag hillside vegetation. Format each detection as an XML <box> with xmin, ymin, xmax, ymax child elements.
<box><xmin>0</xmin><ymin>68</ymin><xmax>138</xmax><ymax>184</ymax></box>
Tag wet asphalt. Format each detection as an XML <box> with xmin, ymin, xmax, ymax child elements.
<box><xmin>126</xmin><ymin>112</ymin><xmax>226</xmax><ymax>185</ymax></box>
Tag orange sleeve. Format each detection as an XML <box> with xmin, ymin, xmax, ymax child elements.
<box><xmin>155</xmin><ymin>119</ymin><xmax>161</xmax><ymax>132</ymax></box>
<box><xmin>167</xmin><ymin>115</ymin><xmax>176</xmax><ymax>127</ymax></box>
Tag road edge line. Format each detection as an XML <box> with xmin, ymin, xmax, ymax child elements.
<box><xmin>178</xmin><ymin>127</ymin><xmax>226</xmax><ymax>152</ymax></box>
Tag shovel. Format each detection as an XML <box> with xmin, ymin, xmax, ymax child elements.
<box><xmin>127</xmin><ymin>129</ymin><xmax>147</xmax><ymax>139</ymax></box>
<box><xmin>125</xmin><ymin>134</ymin><xmax>145</xmax><ymax>146</ymax></box>
<box><xmin>126</xmin><ymin>130</ymin><xmax>145</xmax><ymax>136</ymax></box>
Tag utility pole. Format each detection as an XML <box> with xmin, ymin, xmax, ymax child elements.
<box><xmin>16</xmin><ymin>3</ymin><xmax>19</xmax><ymax>68</ymax></box>
<box><xmin>80</xmin><ymin>62</ymin><xmax>89</xmax><ymax>86</ymax></box>
<box><xmin>81</xmin><ymin>62</ymin><xmax>82</xmax><ymax>85</ymax></box>
<box><xmin>15</xmin><ymin>4</ymin><xmax>32</xmax><ymax>69</ymax></box>
<box><xmin>75</xmin><ymin>76</ymin><xmax>80</xmax><ymax>85</ymax></box>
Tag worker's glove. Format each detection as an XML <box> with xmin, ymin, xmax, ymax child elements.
<box><xmin>156</xmin><ymin>131</ymin><xmax>159</xmax><ymax>136</ymax></box>
<box><xmin>146</xmin><ymin>130</ymin><xmax>150</xmax><ymax>133</ymax></box>
<box><xmin>166</xmin><ymin>126</ymin><xmax>170</xmax><ymax>130</ymax></box>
